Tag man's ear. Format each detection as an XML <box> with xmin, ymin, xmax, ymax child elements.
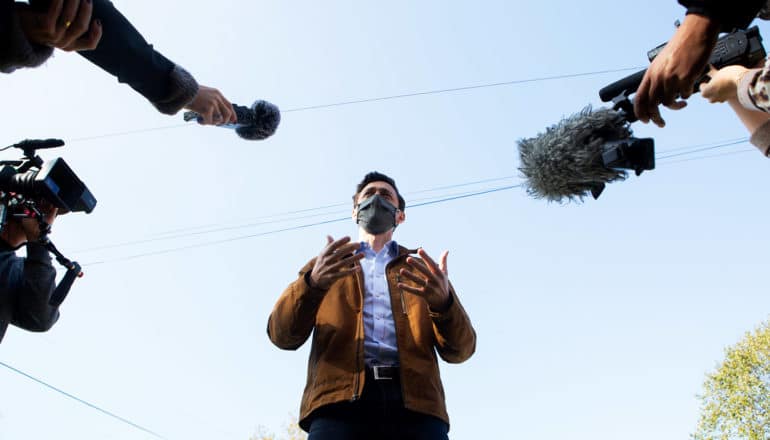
<box><xmin>352</xmin><ymin>206</ymin><xmax>358</xmax><ymax>222</ymax></box>
<box><xmin>396</xmin><ymin>209</ymin><xmax>406</xmax><ymax>226</ymax></box>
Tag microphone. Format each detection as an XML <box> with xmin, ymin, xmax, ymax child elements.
<box><xmin>184</xmin><ymin>100</ymin><xmax>281</xmax><ymax>141</ymax></box>
<box><xmin>517</xmin><ymin>26</ymin><xmax>768</xmax><ymax>202</ymax></box>
<box><xmin>517</xmin><ymin>106</ymin><xmax>654</xmax><ymax>201</ymax></box>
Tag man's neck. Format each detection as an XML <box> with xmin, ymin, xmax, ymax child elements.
<box><xmin>359</xmin><ymin>229</ymin><xmax>394</xmax><ymax>253</ymax></box>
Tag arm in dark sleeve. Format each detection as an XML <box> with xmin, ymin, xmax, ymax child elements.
<box><xmin>267</xmin><ymin>260</ymin><xmax>327</xmax><ymax>350</ymax></box>
<box><xmin>678</xmin><ymin>0</ymin><xmax>766</xmax><ymax>30</ymax></box>
<box><xmin>78</xmin><ymin>0</ymin><xmax>199</xmax><ymax>114</ymax></box>
<box><xmin>0</xmin><ymin>0</ymin><xmax>53</xmax><ymax>73</ymax></box>
<box><xmin>10</xmin><ymin>242</ymin><xmax>59</xmax><ymax>332</ymax></box>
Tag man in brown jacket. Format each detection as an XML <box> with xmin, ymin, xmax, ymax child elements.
<box><xmin>268</xmin><ymin>171</ymin><xmax>476</xmax><ymax>439</ymax></box>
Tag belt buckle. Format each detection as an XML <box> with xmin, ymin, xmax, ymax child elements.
<box><xmin>372</xmin><ymin>365</ymin><xmax>393</xmax><ymax>380</ymax></box>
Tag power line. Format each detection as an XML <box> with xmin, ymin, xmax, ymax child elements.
<box><xmin>661</xmin><ymin>147</ymin><xmax>755</xmax><ymax>164</ymax></box>
<box><xmin>72</xmin><ymin>175</ymin><xmax>521</xmax><ymax>254</ymax></box>
<box><xmin>657</xmin><ymin>139</ymin><xmax>749</xmax><ymax>160</ymax></box>
<box><xmin>281</xmin><ymin>67</ymin><xmax>645</xmax><ymax>113</ymax></box>
<box><xmin>655</xmin><ymin>136</ymin><xmax>748</xmax><ymax>155</ymax></box>
<box><xmin>81</xmin><ymin>184</ymin><xmax>523</xmax><ymax>267</ymax></box>
<box><xmin>74</xmin><ymin>136</ymin><xmax>753</xmax><ymax>261</ymax></box>
<box><xmin>0</xmin><ymin>360</ymin><xmax>167</xmax><ymax>439</ymax></box>
<box><xmin>66</xmin><ymin>67</ymin><xmax>644</xmax><ymax>144</ymax></box>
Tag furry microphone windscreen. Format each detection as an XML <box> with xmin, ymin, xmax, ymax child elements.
<box><xmin>517</xmin><ymin>107</ymin><xmax>632</xmax><ymax>202</ymax></box>
<box><xmin>235</xmin><ymin>100</ymin><xmax>281</xmax><ymax>141</ymax></box>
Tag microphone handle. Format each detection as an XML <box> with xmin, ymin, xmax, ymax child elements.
<box><xmin>599</xmin><ymin>69</ymin><xmax>647</xmax><ymax>103</ymax></box>
<box><xmin>232</xmin><ymin>104</ymin><xmax>253</xmax><ymax>125</ymax></box>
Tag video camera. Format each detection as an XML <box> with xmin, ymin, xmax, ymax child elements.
<box><xmin>0</xmin><ymin>139</ymin><xmax>96</xmax><ymax>306</ymax></box>
<box><xmin>593</xmin><ymin>26</ymin><xmax>767</xmax><ymax>192</ymax></box>
<box><xmin>600</xmin><ymin>26</ymin><xmax>766</xmax><ymax>116</ymax></box>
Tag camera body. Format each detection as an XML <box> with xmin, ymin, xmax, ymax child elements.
<box><xmin>0</xmin><ymin>139</ymin><xmax>95</xmax><ymax>307</ymax></box>
<box><xmin>0</xmin><ymin>139</ymin><xmax>96</xmax><ymax>227</ymax></box>
<box><xmin>0</xmin><ymin>157</ymin><xmax>96</xmax><ymax>216</ymax></box>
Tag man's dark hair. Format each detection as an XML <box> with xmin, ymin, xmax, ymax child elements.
<box><xmin>353</xmin><ymin>171</ymin><xmax>406</xmax><ymax>210</ymax></box>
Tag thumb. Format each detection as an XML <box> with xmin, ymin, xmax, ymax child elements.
<box><xmin>326</xmin><ymin>235</ymin><xmax>334</xmax><ymax>245</ymax></box>
<box><xmin>439</xmin><ymin>250</ymin><xmax>449</xmax><ymax>275</ymax></box>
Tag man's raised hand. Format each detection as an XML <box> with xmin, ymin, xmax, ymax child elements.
<box><xmin>308</xmin><ymin>236</ymin><xmax>363</xmax><ymax>290</ymax></box>
<box><xmin>398</xmin><ymin>248</ymin><xmax>451</xmax><ymax>312</ymax></box>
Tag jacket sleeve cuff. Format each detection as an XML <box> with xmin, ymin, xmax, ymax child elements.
<box><xmin>749</xmin><ymin>119</ymin><xmax>770</xmax><ymax>157</ymax></box>
<box><xmin>737</xmin><ymin>68</ymin><xmax>763</xmax><ymax>111</ymax></box>
<box><xmin>0</xmin><ymin>13</ymin><xmax>54</xmax><ymax>74</ymax></box>
<box><xmin>428</xmin><ymin>290</ymin><xmax>457</xmax><ymax>322</ymax></box>
<box><xmin>24</xmin><ymin>242</ymin><xmax>52</xmax><ymax>263</ymax></box>
<box><xmin>151</xmin><ymin>64</ymin><xmax>199</xmax><ymax>115</ymax></box>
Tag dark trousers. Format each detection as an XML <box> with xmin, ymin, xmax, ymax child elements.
<box><xmin>308</xmin><ymin>368</ymin><xmax>449</xmax><ymax>440</ymax></box>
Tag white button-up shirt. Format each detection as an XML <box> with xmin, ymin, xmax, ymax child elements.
<box><xmin>358</xmin><ymin>240</ymin><xmax>400</xmax><ymax>367</ymax></box>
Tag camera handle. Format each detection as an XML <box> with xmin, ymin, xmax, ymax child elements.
<box><xmin>26</xmin><ymin>204</ymin><xmax>83</xmax><ymax>307</ymax></box>
<box><xmin>44</xmin><ymin>238</ymin><xmax>82</xmax><ymax>307</ymax></box>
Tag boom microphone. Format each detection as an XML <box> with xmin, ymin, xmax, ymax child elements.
<box><xmin>184</xmin><ymin>100</ymin><xmax>281</xmax><ymax>141</ymax></box>
<box><xmin>517</xmin><ymin>106</ymin><xmax>653</xmax><ymax>202</ymax></box>
<box><xmin>517</xmin><ymin>26</ymin><xmax>766</xmax><ymax>202</ymax></box>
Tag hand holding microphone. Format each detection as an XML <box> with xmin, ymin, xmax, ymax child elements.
<box><xmin>184</xmin><ymin>97</ymin><xmax>281</xmax><ymax>141</ymax></box>
<box><xmin>184</xmin><ymin>85</ymin><xmax>237</xmax><ymax>125</ymax></box>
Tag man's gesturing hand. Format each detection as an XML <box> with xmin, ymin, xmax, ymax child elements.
<box><xmin>398</xmin><ymin>249</ymin><xmax>451</xmax><ymax>312</ymax></box>
<box><xmin>634</xmin><ymin>13</ymin><xmax>720</xmax><ymax>127</ymax></box>
<box><xmin>308</xmin><ymin>236</ymin><xmax>363</xmax><ymax>290</ymax></box>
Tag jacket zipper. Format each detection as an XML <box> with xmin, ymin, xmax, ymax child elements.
<box><xmin>351</xmin><ymin>265</ymin><xmax>364</xmax><ymax>401</ymax></box>
<box><xmin>386</xmin><ymin>252</ymin><xmax>412</xmax><ymax>406</ymax></box>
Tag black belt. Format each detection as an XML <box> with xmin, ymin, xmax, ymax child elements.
<box><xmin>367</xmin><ymin>365</ymin><xmax>399</xmax><ymax>381</ymax></box>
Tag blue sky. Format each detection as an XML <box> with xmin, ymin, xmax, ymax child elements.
<box><xmin>1</xmin><ymin>1</ymin><xmax>769</xmax><ymax>439</ymax></box>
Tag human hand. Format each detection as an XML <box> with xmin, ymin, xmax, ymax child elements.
<box><xmin>398</xmin><ymin>248</ymin><xmax>451</xmax><ymax>312</ymax></box>
<box><xmin>185</xmin><ymin>85</ymin><xmax>237</xmax><ymax>126</ymax></box>
<box><xmin>16</xmin><ymin>0</ymin><xmax>103</xmax><ymax>52</ymax></box>
<box><xmin>308</xmin><ymin>236</ymin><xmax>364</xmax><ymax>290</ymax></box>
<box><xmin>699</xmin><ymin>65</ymin><xmax>750</xmax><ymax>103</ymax></box>
<box><xmin>0</xmin><ymin>203</ymin><xmax>58</xmax><ymax>248</ymax></box>
<box><xmin>634</xmin><ymin>14</ymin><xmax>720</xmax><ymax>127</ymax></box>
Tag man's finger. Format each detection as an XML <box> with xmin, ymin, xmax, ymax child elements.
<box><xmin>46</xmin><ymin>0</ymin><xmax>65</xmax><ymax>28</ymax></box>
<box><xmin>56</xmin><ymin>0</ymin><xmax>80</xmax><ymax>42</ymax></box>
<box><xmin>668</xmin><ymin>100</ymin><xmax>688</xmax><ymax>110</ymax></box>
<box><xmin>60</xmin><ymin>0</ymin><xmax>92</xmax><ymax>48</ymax></box>
<box><xmin>405</xmin><ymin>258</ymin><xmax>441</xmax><ymax>285</ymax></box>
<box><xmin>398</xmin><ymin>283</ymin><xmax>428</xmax><ymax>298</ymax></box>
<box><xmin>327</xmin><ymin>253</ymin><xmax>364</xmax><ymax>271</ymax></box>
<box><xmin>439</xmin><ymin>250</ymin><xmax>449</xmax><ymax>275</ymax></box>
<box><xmin>417</xmin><ymin>248</ymin><xmax>439</xmax><ymax>274</ymax></box>
<box><xmin>405</xmin><ymin>256</ymin><xmax>431</xmax><ymax>276</ymax></box>
<box><xmin>66</xmin><ymin>19</ymin><xmax>101</xmax><ymax>51</ymax></box>
<box><xmin>323</xmin><ymin>236</ymin><xmax>351</xmax><ymax>256</ymax></box>
<box><xmin>399</xmin><ymin>267</ymin><xmax>428</xmax><ymax>286</ymax></box>
<box><xmin>326</xmin><ymin>266</ymin><xmax>361</xmax><ymax>282</ymax></box>
<box><xmin>634</xmin><ymin>78</ymin><xmax>651</xmax><ymax>123</ymax></box>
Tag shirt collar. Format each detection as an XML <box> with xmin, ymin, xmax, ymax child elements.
<box><xmin>358</xmin><ymin>240</ymin><xmax>398</xmax><ymax>257</ymax></box>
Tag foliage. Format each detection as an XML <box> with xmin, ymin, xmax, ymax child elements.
<box><xmin>249</xmin><ymin>414</ymin><xmax>306</xmax><ymax>440</ymax></box>
<box><xmin>692</xmin><ymin>320</ymin><xmax>770</xmax><ymax>440</ymax></box>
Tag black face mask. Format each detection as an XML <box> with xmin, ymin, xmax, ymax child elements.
<box><xmin>356</xmin><ymin>195</ymin><xmax>398</xmax><ymax>235</ymax></box>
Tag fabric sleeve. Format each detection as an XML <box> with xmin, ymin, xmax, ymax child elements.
<box><xmin>10</xmin><ymin>242</ymin><xmax>59</xmax><ymax>332</ymax></box>
<box><xmin>78</xmin><ymin>0</ymin><xmax>199</xmax><ymax>114</ymax></box>
<box><xmin>737</xmin><ymin>60</ymin><xmax>770</xmax><ymax>113</ymax></box>
<box><xmin>428</xmin><ymin>282</ymin><xmax>477</xmax><ymax>364</ymax></box>
<box><xmin>267</xmin><ymin>260</ymin><xmax>327</xmax><ymax>350</ymax></box>
<box><xmin>677</xmin><ymin>0</ymin><xmax>766</xmax><ymax>30</ymax></box>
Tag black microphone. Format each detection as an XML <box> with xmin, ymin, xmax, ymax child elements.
<box><xmin>184</xmin><ymin>100</ymin><xmax>281</xmax><ymax>141</ymax></box>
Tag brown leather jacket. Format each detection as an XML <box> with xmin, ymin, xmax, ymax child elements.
<box><xmin>267</xmin><ymin>245</ymin><xmax>476</xmax><ymax>431</ymax></box>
